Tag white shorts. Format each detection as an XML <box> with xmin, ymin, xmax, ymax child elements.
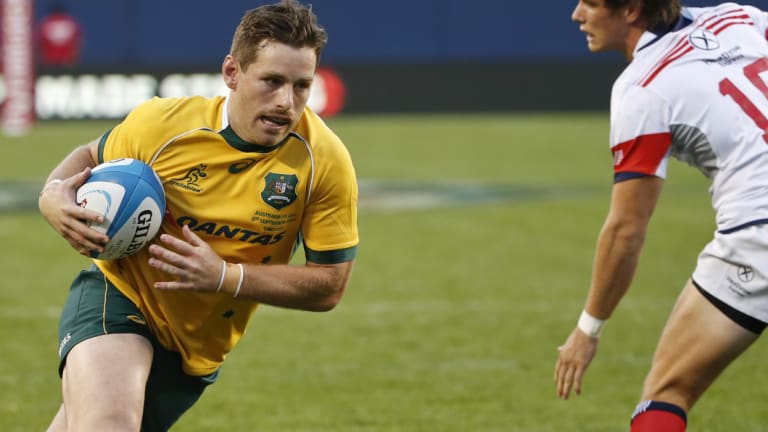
<box><xmin>692</xmin><ymin>224</ymin><xmax>768</xmax><ymax>332</ymax></box>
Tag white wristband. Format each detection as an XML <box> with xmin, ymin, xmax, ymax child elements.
<box><xmin>216</xmin><ymin>260</ymin><xmax>226</xmax><ymax>293</ymax></box>
<box><xmin>233</xmin><ymin>263</ymin><xmax>244</xmax><ymax>298</ymax></box>
<box><xmin>577</xmin><ymin>310</ymin><xmax>606</xmax><ymax>338</ymax></box>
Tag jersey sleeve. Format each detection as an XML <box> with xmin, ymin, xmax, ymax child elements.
<box><xmin>742</xmin><ymin>5</ymin><xmax>768</xmax><ymax>40</ymax></box>
<box><xmin>610</xmin><ymin>83</ymin><xmax>673</xmax><ymax>182</ymax></box>
<box><xmin>300</xmin><ymin>132</ymin><xmax>359</xmax><ymax>264</ymax></box>
<box><xmin>98</xmin><ymin>97</ymin><xmax>181</xmax><ymax>163</ymax></box>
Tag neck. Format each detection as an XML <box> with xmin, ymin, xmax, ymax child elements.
<box><xmin>624</xmin><ymin>25</ymin><xmax>647</xmax><ymax>61</ymax></box>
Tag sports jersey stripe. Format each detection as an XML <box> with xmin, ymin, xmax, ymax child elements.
<box><xmin>641</xmin><ymin>43</ymin><xmax>693</xmax><ymax>87</ymax></box>
<box><xmin>640</xmin><ymin>34</ymin><xmax>688</xmax><ymax>83</ymax></box>
<box><xmin>706</xmin><ymin>13</ymin><xmax>749</xmax><ymax>27</ymax></box>
<box><xmin>712</xmin><ymin>20</ymin><xmax>753</xmax><ymax>35</ymax></box>
<box><xmin>148</xmin><ymin>127</ymin><xmax>214</xmax><ymax>166</ymax></box>
<box><xmin>612</xmin><ymin>132</ymin><xmax>672</xmax><ymax>178</ymax></box>
<box><xmin>702</xmin><ymin>8</ymin><xmax>744</xmax><ymax>22</ymax></box>
<box><xmin>290</xmin><ymin>131</ymin><xmax>315</xmax><ymax>205</ymax></box>
<box><xmin>640</xmin><ymin>10</ymin><xmax>753</xmax><ymax>87</ymax></box>
<box><xmin>702</xmin><ymin>4</ymin><xmax>747</xmax><ymax>22</ymax></box>
<box><xmin>635</xmin><ymin>7</ymin><xmax>739</xmax><ymax>88</ymax></box>
<box><xmin>705</xmin><ymin>4</ymin><xmax>753</xmax><ymax>29</ymax></box>
<box><xmin>697</xmin><ymin>14</ymin><xmax>718</xmax><ymax>28</ymax></box>
<box><xmin>637</xmin><ymin>35</ymin><xmax>690</xmax><ymax>86</ymax></box>
<box><xmin>702</xmin><ymin>8</ymin><xmax>752</xmax><ymax>33</ymax></box>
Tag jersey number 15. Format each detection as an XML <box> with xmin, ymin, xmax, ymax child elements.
<box><xmin>719</xmin><ymin>57</ymin><xmax>768</xmax><ymax>143</ymax></box>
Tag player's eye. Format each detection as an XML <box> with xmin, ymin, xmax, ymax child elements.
<box><xmin>264</xmin><ymin>77</ymin><xmax>283</xmax><ymax>87</ymax></box>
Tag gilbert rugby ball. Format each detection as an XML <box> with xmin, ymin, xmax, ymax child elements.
<box><xmin>76</xmin><ymin>158</ymin><xmax>166</xmax><ymax>260</ymax></box>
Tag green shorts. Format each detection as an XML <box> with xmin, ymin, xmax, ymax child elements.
<box><xmin>58</xmin><ymin>265</ymin><xmax>219</xmax><ymax>431</ymax></box>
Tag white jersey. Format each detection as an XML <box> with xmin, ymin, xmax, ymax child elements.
<box><xmin>611</xmin><ymin>3</ymin><xmax>768</xmax><ymax>233</ymax></box>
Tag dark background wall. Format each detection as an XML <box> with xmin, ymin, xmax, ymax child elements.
<box><xmin>32</xmin><ymin>0</ymin><xmax>720</xmax><ymax>112</ymax></box>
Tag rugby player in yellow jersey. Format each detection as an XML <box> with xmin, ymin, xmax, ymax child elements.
<box><xmin>37</xmin><ymin>1</ymin><xmax>358</xmax><ymax>430</ymax></box>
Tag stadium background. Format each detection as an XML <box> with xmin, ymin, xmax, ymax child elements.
<box><xmin>4</xmin><ymin>1</ymin><xmax>767</xmax><ymax>431</ymax></box>
<box><xmin>25</xmin><ymin>0</ymin><xmax>711</xmax><ymax>115</ymax></box>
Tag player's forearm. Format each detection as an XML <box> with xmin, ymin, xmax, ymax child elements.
<box><xmin>584</xmin><ymin>219</ymin><xmax>646</xmax><ymax>320</ymax></box>
<box><xmin>45</xmin><ymin>141</ymin><xmax>99</xmax><ymax>183</ymax></box>
<box><xmin>220</xmin><ymin>261</ymin><xmax>354</xmax><ymax>312</ymax></box>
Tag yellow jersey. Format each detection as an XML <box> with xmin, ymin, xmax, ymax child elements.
<box><xmin>93</xmin><ymin>95</ymin><xmax>358</xmax><ymax>375</ymax></box>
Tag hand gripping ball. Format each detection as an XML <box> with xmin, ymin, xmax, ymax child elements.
<box><xmin>76</xmin><ymin>158</ymin><xmax>166</xmax><ymax>260</ymax></box>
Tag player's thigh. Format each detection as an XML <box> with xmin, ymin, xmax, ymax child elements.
<box><xmin>62</xmin><ymin>333</ymin><xmax>153</xmax><ymax>426</ymax></box>
<box><xmin>642</xmin><ymin>280</ymin><xmax>759</xmax><ymax>409</ymax></box>
<box><xmin>56</xmin><ymin>265</ymin><xmax>155</xmax><ymax>429</ymax></box>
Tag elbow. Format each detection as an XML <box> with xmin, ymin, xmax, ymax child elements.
<box><xmin>618</xmin><ymin>223</ymin><xmax>648</xmax><ymax>245</ymax></box>
<box><xmin>305</xmin><ymin>261</ymin><xmax>353</xmax><ymax>312</ymax></box>
<box><xmin>310</xmin><ymin>286</ymin><xmax>346</xmax><ymax>312</ymax></box>
<box><xmin>616</xmin><ymin>227</ymin><xmax>646</xmax><ymax>247</ymax></box>
<box><xmin>312</xmin><ymin>301</ymin><xmax>339</xmax><ymax>313</ymax></box>
<box><xmin>603</xmin><ymin>220</ymin><xmax>647</xmax><ymax>250</ymax></box>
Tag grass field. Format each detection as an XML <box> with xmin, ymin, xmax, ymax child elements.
<box><xmin>2</xmin><ymin>113</ymin><xmax>768</xmax><ymax>431</ymax></box>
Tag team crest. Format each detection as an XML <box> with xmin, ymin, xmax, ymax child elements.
<box><xmin>262</xmin><ymin>173</ymin><xmax>299</xmax><ymax>210</ymax></box>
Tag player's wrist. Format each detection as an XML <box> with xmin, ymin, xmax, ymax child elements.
<box><xmin>220</xmin><ymin>262</ymin><xmax>244</xmax><ymax>298</ymax></box>
<box><xmin>216</xmin><ymin>260</ymin><xmax>227</xmax><ymax>293</ymax></box>
<box><xmin>577</xmin><ymin>310</ymin><xmax>605</xmax><ymax>338</ymax></box>
<box><xmin>39</xmin><ymin>178</ymin><xmax>64</xmax><ymax>198</ymax></box>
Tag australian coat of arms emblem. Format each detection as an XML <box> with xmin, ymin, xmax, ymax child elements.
<box><xmin>261</xmin><ymin>173</ymin><xmax>299</xmax><ymax>210</ymax></box>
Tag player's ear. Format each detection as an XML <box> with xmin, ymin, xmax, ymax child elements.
<box><xmin>222</xmin><ymin>55</ymin><xmax>238</xmax><ymax>90</ymax></box>
<box><xmin>624</xmin><ymin>0</ymin><xmax>644</xmax><ymax>24</ymax></box>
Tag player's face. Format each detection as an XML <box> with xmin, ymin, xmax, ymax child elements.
<box><xmin>572</xmin><ymin>0</ymin><xmax>631</xmax><ymax>55</ymax></box>
<box><xmin>223</xmin><ymin>41</ymin><xmax>317</xmax><ymax>147</ymax></box>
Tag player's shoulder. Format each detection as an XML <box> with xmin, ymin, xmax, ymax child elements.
<box><xmin>686</xmin><ymin>2</ymin><xmax>766</xmax><ymax>19</ymax></box>
<box><xmin>294</xmin><ymin>107</ymin><xmax>345</xmax><ymax>150</ymax></box>
<box><xmin>291</xmin><ymin>107</ymin><xmax>355</xmax><ymax>176</ymax></box>
<box><xmin>125</xmin><ymin>95</ymin><xmax>225</xmax><ymax>130</ymax></box>
<box><xmin>682</xmin><ymin>3</ymin><xmax>768</xmax><ymax>35</ymax></box>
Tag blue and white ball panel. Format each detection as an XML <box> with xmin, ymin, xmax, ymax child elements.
<box><xmin>77</xmin><ymin>180</ymin><xmax>126</xmax><ymax>237</ymax></box>
<box><xmin>76</xmin><ymin>158</ymin><xmax>166</xmax><ymax>260</ymax></box>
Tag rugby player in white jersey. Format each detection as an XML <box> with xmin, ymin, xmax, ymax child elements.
<box><xmin>554</xmin><ymin>1</ymin><xmax>768</xmax><ymax>431</ymax></box>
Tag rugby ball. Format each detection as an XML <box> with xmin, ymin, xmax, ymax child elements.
<box><xmin>76</xmin><ymin>158</ymin><xmax>166</xmax><ymax>260</ymax></box>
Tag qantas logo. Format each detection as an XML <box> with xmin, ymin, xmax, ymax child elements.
<box><xmin>229</xmin><ymin>159</ymin><xmax>257</xmax><ymax>174</ymax></box>
<box><xmin>177</xmin><ymin>215</ymin><xmax>287</xmax><ymax>245</ymax></box>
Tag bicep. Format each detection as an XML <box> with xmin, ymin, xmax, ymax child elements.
<box><xmin>607</xmin><ymin>176</ymin><xmax>665</xmax><ymax>227</ymax></box>
<box><xmin>87</xmin><ymin>139</ymin><xmax>100</xmax><ymax>165</ymax></box>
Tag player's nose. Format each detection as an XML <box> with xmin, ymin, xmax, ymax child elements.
<box><xmin>571</xmin><ymin>1</ymin><xmax>585</xmax><ymax>23</ymax></box>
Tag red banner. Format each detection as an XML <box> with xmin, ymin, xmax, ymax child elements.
<box><xmin>1</xmin><ymin>0</ymin><xmax>35</xmax><ymax>136</ymax></box>
<box><xmin>311</xmin><ymin>67</ymin><xmax>346</xmax><ymax>118</ymax></box>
